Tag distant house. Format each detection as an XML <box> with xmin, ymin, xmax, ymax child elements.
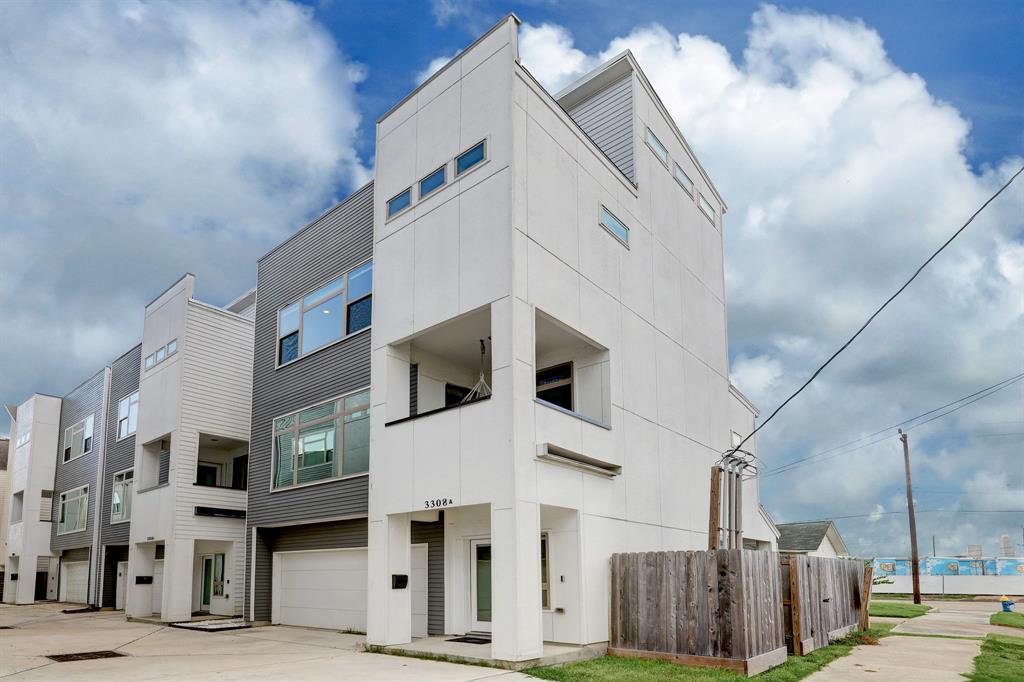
<box><xmin>777</xmin><ymin>521</ymin><xmax>849</xmax><ymax>558</ymax></box>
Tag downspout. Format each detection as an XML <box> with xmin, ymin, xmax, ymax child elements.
<box><xmin>90</xmin><ymin>366</ymin><xmax>112</xmax><ymax>607</ymax></box>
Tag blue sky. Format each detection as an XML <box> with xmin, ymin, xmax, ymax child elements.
<box><xmin>1</xmin><ymin>0</ymin><xmax>1021</xmax><ymax>557</ymax></box>
<box><xmin>308</xmin><ymin>0</ymin><xmax>1022</xmax><ymax>177</ymax></box>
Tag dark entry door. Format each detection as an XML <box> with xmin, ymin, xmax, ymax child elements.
<box><xmin>35</xmin><ymin>572</ymin><xmax>48</xmax><ymax>600</ymax></box>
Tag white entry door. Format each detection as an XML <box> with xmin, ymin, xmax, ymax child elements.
<box><xmin>411</xmin><ymin>544</ymin><xmax>428</xmax><ymax>638</ymax></box>
<box><xmin>273</xmin><ymin>549</ymin><xmax>368</xmax><ymax>631</ymax></box>
<box><xmin>469</xmin><ymin>540</ymin><xmax>492</xmax><ymax>633</ymax></box>
<box><xmin>59</xmin><ymin>561</ymin><xmax>88</xmax><ymax>603</ymax></box>
<box><xmin>152</xmin><ymin>560</ymin><xmax>164</xmax><ymax>616</ymax></box>
<box><xmin>115</xmin><ymin>561</ymin><xmax>128</xmax><ymax>610</ymax></box>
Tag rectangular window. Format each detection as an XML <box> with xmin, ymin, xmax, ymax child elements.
<box><xmin>11</xmin><ymin>491</ymin><xmax>23</xmax><ymax>523</ymax></box>
<box><xmin>145</xmin><ymin>354</ymin><xmax>155</xmax><ymax>369</ymax></box>
<box><xmin>699</xmin><ymin>193</ymin><xmax>716</xmax><ymax>223</ymax></box>
<box><xmin>277</xmin><ymin>261</ymin><xmax>372</xmax><ymax>365</ymax></box>
<box><xmin>645</xmin><ymin>127</ymin><xmax>669</xmax><ymax>165</ymax></box>
<box><xmin>674</xmin><ymin>163</ymin><xmax>694</xmax><ymax>195</ymax></box>
<box><xmin>599</xmin><ymin>206</ymin><xmax>629</xmax><ymax>246</ymax></box>
<box><xmin>419</xmin><ymin>165</ymin><xmax>446</xmax><ymax>198</ymax></box>
<box><xmin>444</xmin><ymin>382</ymin><xmax>470</xmax><ymax>407</ymax></box>
<box><xmin>541</xmin><ymin>533</ymin><xmax>550</xmax><ymax>609</ymax></box>
<box><xmin>111</xmin><ymin>469</ymin><xmax>133</xmax><ymax>522</ymax></box>
<box><xmin>167</xmin><ymin>339</ymin><xmax>177</xmax><ymax>355</ymax></box>
<box><xmin>536</xmin><ymin>363</ymin><xmax>573</xmax><ymax>411</ymax></box>
<box><xmin>155</xmin><ymin>346</ymin><xmax>167</xmax><ymax>363</ymax></box>
<box><xmin>117</xmin><ymin>391</ymin><xmax>140</xmax><ymax>439</ymax></box>
<box><xmin>57</xmin><ymin>486</ymin><xmax>88</xmax><ymax>534</ymax></box>
<box><xmin>40</xmin><ymin>490</ymin><xmax>52</xmax><ymax>522</ymax></box>
<box><xmin>456</xmin><ymin>140</ymin><xmax>486</xmax><ymax>176</ymax></box>
<box><xmin>213</xmin><ymin>553</ymin><xmax>225</xmax><ymax>596</ymax></box>
<box><xmin>63</xmin><ymin>415</ymin><xmax>94</xmax><ymax>462</ymax></box>
<box><xmin>272</xmin><ymin>389</ymin><xmax>370</xmax><ymax>489</ymax></box>
<box><xmin>16</xmin><ymin>430</ymin><xmax>30</xmax><ymax>448</ymax></box>
<box><xmin>387</xmin><ymin>188</ymin><xmax>412</xmax><ymax>217</ymax></box>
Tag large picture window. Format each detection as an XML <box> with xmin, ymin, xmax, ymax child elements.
<box><xmin>111</xmin><ymin>469</ymin><xmax>133</xmax><ymax>522</ymax></box>
<box><xmin>57</xmin><ymin>486</ymin><xmax>88</xmax><ymax>534</ymax></box>
<box><xmin>117</xmin><ymin>392</ymin><xmax>139</xmax><ymax>439</ymax></box>
<box><xmin>272</xmin><ymin>389</ymin><xmax>370</xmax><ymax>489</ymax></box>
<box><xmin>63</xmin><ymin>415</ymin><xmax>94</xmax><ymax>462</ymax></box>
<box><xmin>277</xmin><ymin>261</ymin><xmax>373</xmax><ymax>365</ymax></box>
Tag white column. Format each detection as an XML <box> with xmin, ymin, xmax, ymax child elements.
<box><xmin>161</xmin><ymin>538</ymin><xmax>194</xmax><ymax>622</ymax></box>
<box><xmin>14</xmin><ymin>554</ymin><xmax>36</xmax><ymax>604</ymax></box>
<box><xmin>491</xmin><ymin>501</ymin><xmax>543</xmax><ymax>661</ymax></box>
<box><xmin>367</xmin><ymin>512</ymin><xmax>412</xmax><ymax>645</ymax></box>
<box><xmin>125</xmin><ymin>543</ymin><xmax>154</xmax><ymax>617</ymax></box>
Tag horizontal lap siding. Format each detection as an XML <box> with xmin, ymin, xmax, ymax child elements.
<box><xmin>567</xmin><ymin>76</ymin><xmax>634</xmax><ymax>183</ymax></box>
<box><xmin>412</xmin><ymin>515</ymin><xmax>445</xmax><ymax>635</ymax></box>
<box><xmin>100</xmin><ymin>345</ymin><xmax>142</xmax><ymax>549</ymax></box>
<box><xmin>246</xmin><ymin>182</ymin><xmax>375</xmax><ymax>621</ymax></box>
<box><xmin>51</xmin><ymin>369</ymin><xmax>107</xmax><ymax>553</ymax></box>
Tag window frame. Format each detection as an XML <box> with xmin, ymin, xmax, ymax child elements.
<box><xmin>110</xmin><ymin>468</ymin><xmax>134</xmax><ymax>524</ymax></box>
<box><xmin>599</xmin><ymin>206</ymin><xmax>630</xmax><ymax>247</ymax></box>
<box><xmin>540</xmin><ymin>532</ymin><xmax>551</xmax><ymax>609</ymax></box>
<box><xmin>57</xmin><ymin>484</ymin><xmax>89</xmax><ymax>535</ymax></box>
<box><xmin>455</xmin><ymin>139</ymin><xmax>487</xmax><ymax>177</ymax></box>
<box><xmin>269</xmin><ymin>386</ymin><xmax>371</xmax><ymax>492</ymax></box>
<box><xmin>63</xmin><ymin>415</ymin><xmax>94</xmax><ymax>463</ymax></box>
<box><xmin>419</xmin><ymin>164</ymin><xmax>447</xmax><ymax>200</ymax></box>
<box><xmin>673</xmin><ymin>163</ymin><xmax>694</xmax><ymax>196</ymax></box>
<box><xmin>536</xmin><ymin>362</ymin><xmax>574</xmax><ymax>412</ymax></box>
<box><xmin>144</xmin><ymin>339</ymin><xmax>177</xmax><ymax>371</ymax></box>
<box><xmin>386</xmin><ymin>187</ymin><xmax>413</xmax><ymax>219</ymax></box>
<box><xmin>699</xmin><ymin>193</ymin><xmax>717</xmax><ymax>224</ymax></box>
<box><xmin>117</xmin><ymin>391</ymin><xmax>140</xmax><ymax>440</ymax></box>
<box><xmin>645</xmin><ymin>127</ymin><xmax>669</xmax><ymax>167</ymax></box>
<box><xmin>276</xmin><ymin>259</ymin><xmax>373</xmax><ymax>368</ymax></box>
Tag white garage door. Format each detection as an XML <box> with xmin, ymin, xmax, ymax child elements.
<box><xmin>273</xmin><ymin>549</ymin><xmax>369</xmax><ymax>631</ymax></box>
<box><xmin>60</xmin><ymin>561</ymin><xmax>88</xmax><ymax>603</ymax></box>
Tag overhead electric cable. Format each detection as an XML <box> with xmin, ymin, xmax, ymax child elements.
<box><xmin>730</xmin><ymin>165</ymin><xmax>1024</xmax><ymax>457</ymax></box>
<box><xmin>789</xmin><ymin>509</ymin><xmax>1024</xmax><ymax>522</ymax></box>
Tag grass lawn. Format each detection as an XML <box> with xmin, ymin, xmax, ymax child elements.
<box><xmin>868</xmin><ymin>600</ymin><xmax>932</xmax><ymax>618</ymax></box>
<box><xmin>523</xmin><ymin>624</ymin><xmax>894</xmax><ymax>682</ymax></box>
<box><xmin>964</xmin><ymin>634</ymin><xmax>1024</xmax><ymax>682</ymax></box>
<box><xmin>990</xmin><ymin>611</ymin><xmax>1024</xmax><ymax>629</ymax></box>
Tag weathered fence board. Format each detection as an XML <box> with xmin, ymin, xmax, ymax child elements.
<box><xmin>781</xmin><ymin>555</ymin><xmax>866</xmax><ymax>655</ymax></box>
<box><xmin>609</xmin><ymin>550</ymin><xmax>787</xmax><ymax>676</ymax></box>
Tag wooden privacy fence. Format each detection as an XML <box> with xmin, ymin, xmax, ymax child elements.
<box><xmin>780</xmin><ymin>555</ymin><xmax>868</xmax><ymax>655</ymax></box>
<box><xmin>609</xmin><ymin>549</ymin><xmax>788</xmax><ymax>677</ymax></box>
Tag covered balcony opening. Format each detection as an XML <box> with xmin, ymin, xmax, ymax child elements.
<box><xmin>387</xmin><ymin>305</ymin><xmax>492</xmax><ymax>424</ymax></box>
<box><xmin>195</xmin><ymin>434</ymin><xmax>248</xmax><ymax>490</ymax></box>
<box><xmin>534</xmin><ymin>309</ymin><xmax>610</xmax><ymax>427</ymax></box>
<box><xmin>139</xmin><ymin>436</ymin><xmax>171</xmax><ymax>490</ymax></box>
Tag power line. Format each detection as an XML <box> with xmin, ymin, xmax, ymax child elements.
<box><xmin>731</xmin><ymin>165</ymin><xmax>1024</xmax><ymax>457</ymax></box>
<box><xmin>762</xmin><ymin>372</ymin><xmax>1024</xmax><ymax>477</ymax></box>
<box><xmin>789</xmin><ymin>509</ymin><xmax>1024</xmax><ymax>522</ymax></box>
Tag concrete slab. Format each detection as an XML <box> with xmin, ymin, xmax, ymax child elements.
<box><xmin>0</xmin><ymin>603</ymin><xmax>531</xmax><ymax>680</ymax></box>
<box><xmin>380</xmin><ymin>635</ymin><xmax>606</xmax><ymax>670</ymax></box>
<box><xmin>805</xmin><ymin>635</ymin><xmax>980</xmax><ymax>682</ymax></box>
<box><xmin>893</xmin><ymin>602</ymin><xmax>1024</xmax><ymax>638</ymax></box>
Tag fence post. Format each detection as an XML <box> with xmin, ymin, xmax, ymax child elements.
<box><xmin>788</xmin><ymin>556</ymin><xmax>803</xmax><ymax>656</ymax></box>
<box><xmin>708</xmin><ymin>466</ymin><xmax>721</xmax><ymax>550</ymax></box>
<box><xmin>859</xmin><ymin>564</ymin><xmax>873</xmax><ymax>631</ymax></box>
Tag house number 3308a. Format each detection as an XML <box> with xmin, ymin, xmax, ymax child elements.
<box><xmin>424</xmin><ymin>498</ymin><xmax>453</xmax><ymax>509</ymax></box>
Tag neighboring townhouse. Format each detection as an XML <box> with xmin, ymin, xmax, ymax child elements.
<box><xmin>49</xmin><ymin>367</ymin><xmax>110</xmax><ymax>604</ymax></box>
<box><xmin>126</xmin><ymin>274</ymin><xmax>254</xmax><ymax>622</ymax></box>
<box><xmin>241</xmin><ymin>14</ymin><xmax>765</xmax><ymax>665</ymax></box>
<box><xmin>777</xmin><ymin>521</ymin><xmax>850</xmax><ymax>558</ymax></box>
<box><xmin>96</xmin><ymin>344</ymin><xmax>142</xmax><ymax>610</ymax></box>
<box><xmin>0</xmin><ymin>437</ymin><xmax>9</xmax><ymax>593</ymax></box>
<box><xmin>729</xmin><ymin>385</ymin><xmax>780</xmax><ymax>552</ymax></box>
<box><xmin>3</xmin><ymin>394</ymin><xmax>62</xmax><ymax>604</ymax></box>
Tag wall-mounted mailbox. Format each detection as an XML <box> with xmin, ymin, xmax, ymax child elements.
<box><xmin>135</xmin><ymin>575</ymin><xmax>153</xmax><ymax>585</ymax></box>
<box><xmin>391</xmin><ymin>574</ymin><xmax>408</xmax><ymax>589</ymax></box>
<box><xmin>9</xmin><ymin>573</ymin><xmax>17</xmax><ymax>581</ymax></box>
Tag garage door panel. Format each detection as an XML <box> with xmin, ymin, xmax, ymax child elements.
<box><xmin>278</xmin><ymin>606</ymin><xmax>366</xmax><ymax>631</ymax></box>
<box><xmin>278</xmin><ymin>586</ymin><xmax>366</xmax><ymax>611</ymax></box>
<box><xmin>274</xmin><ymin>549</ymin><xmax>368</xmax><ymax>631</ymax></box>
<box><xmin>279</xmin><ymin>567</ymin><xmax>367</xmax><ymax>590</ymax></box>
<box><xmin>61</xmin><ymin>561</ymin><xmax>89</xmax><ymax>603</ymax></box>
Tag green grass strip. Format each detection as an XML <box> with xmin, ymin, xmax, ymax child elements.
<box><xmin>963</xmin><ymin>634</ymin><xmax>1024</xmax><ymax>682</ymax></box>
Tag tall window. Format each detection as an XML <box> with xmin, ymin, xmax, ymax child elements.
<box><xmin>63</xmin><ymin>415</ymin><xmax>94</xmax><ymax>462</ymax></box>
<box><xmin>536</xmin><ymin>363</ymin><xmax>573</xmax><ymax>411</ymax></box>
<box><xmin>111</xmin><ymin>469</ymin><xmax>133</xmax><ymax>522</ymax></box>
<box><xmin>57</xmin><ymin>486</ymin><xmax>88</xmax><ymax>534</ymax></box>
<box><xmin>117</xmin><ymin>392</ymin><xmax>140</xmax><ymax>439</ymax></box>
<box><xmin>40</xmin><ymin>490</ymin><xmax>52</xmax><ymax>522</ymax></box>
<box><xmin>541</xmin><ymin>533</ymin><xmax>550</xmax><ymax>609</ymax></box>
<box><xmin>277</xmin><ymin>262</ymin><xmax>373</xmax><ymax>365</ymax></box>
<box><xmin>272</xmin><ymin>389</ymin><xmax>370</xmax><ymax>489</ymax></box>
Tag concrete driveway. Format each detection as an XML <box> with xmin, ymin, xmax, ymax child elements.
<box><xmin>806</xmin><ymin>600</ymin><xmax>1023</xmax><ymax>681</ymax></box>
<box><xmin>0</xmin><ymin>603</ymin><xmax>531</xmax><ymax>681</ymax></box>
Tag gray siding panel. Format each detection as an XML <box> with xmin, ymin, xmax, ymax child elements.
<box><xmin>51</xmin><ymin>369</ymin><xmax>107</xmax><ymax>553</ymax></box>
<box><xmin>567</xmin><ymin>75</ymin><xmax>634</xmax><ymax>183</ymax></box>
<box><xmin>246</xmin><ymin>182</ymin><xmax>375</xmax><ymax>619</ymax></box>
<box><xmin>250</xmin><ymin>518</ymin><xmax>368</xmax><ymax>621</ymax></box>
<box><xmin>412</xmin><ymin>515</ymin><xmax>445</xmax><ymax>635</ymax></box>
<box><xmin>100</xmin><ymin>345</ymin><xmax>142</xmax><ymax>548</ymax></box>
<box><xmin>61</xmin><ymin>546</ymin><xmax>91</xmax><ymax>563</ymax></box>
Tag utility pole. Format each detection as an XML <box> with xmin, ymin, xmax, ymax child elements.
<box><xmin>900</xmin><ymin>429</ymin><xmax>922</xmax><ymax>605</ymax></box>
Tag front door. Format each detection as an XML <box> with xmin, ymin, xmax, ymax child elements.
<box><xmin>469</xmin><ymin>540</ymin><xmax>492</xmax><ymax>633</ymax></box>
<box><xmin>115</xmin><ymin>561</ymin><xmax>128</xmax><ymax>610</ymax></box>
<box><xmin>201</xmin><ymin>556</ymin><xmax>213</xmax><ymax>610</ymax></box>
